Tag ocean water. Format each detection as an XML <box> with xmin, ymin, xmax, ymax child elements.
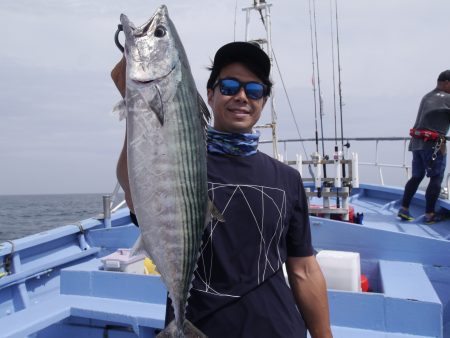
<box><xmin>0</xmin><ymin>193</ymin><xmax>124</xmax><ymax>242</ymax></box>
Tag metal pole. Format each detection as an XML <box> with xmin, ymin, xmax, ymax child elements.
<box><xmin>244</xmin><ymin>8</ymin><xmax>250</xmax><ymax>41</ymax></box>
<box><xmin>263</xmin><ymin>4</ymin><xmax>279</xmax><ymax>159</ymax></box>
<box><xmin>103</xmin><ymin>195</ymin><xmax>112</xmax><ymax>228</ymax></box>
<box><xmin>242</xmin><ymin>1</ymin><xmax>279</xmax><ymax>159</ymax></box>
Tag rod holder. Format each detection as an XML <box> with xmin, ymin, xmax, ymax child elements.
<box><xmin>103</xmin><ymin>195</ymin><xmax>112</xmax><ymax>228</ymax></box>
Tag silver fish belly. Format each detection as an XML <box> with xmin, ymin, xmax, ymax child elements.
<box><xmin>121</xmin><ymin>5</ymin><xmax>208</xmax><ymax>338</ymax></box>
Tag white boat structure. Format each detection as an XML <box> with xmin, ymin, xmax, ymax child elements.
<box><xmin>1</xmin><ymin>1</ymin><xmax>450</xmax><ymax>337</ymax></box>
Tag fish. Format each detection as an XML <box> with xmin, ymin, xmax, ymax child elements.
<box><xmin>120</xmin><ymin>5</ymin><xmax>211</xmax><ymax>338</ymax></box>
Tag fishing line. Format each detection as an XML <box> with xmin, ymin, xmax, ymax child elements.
<box><xmin>257</xmin><ymin>2</ymin><xmax>312</xmax><ymax>176</ymax></box>
<box><xmin>259</xmin><ymin>3</ymin><xmax>311</xmax><ymax>160</ymax></box>
<box><xmin>271</xmin><ymin>49</ymin><xmax>310</xmax><ymax>161</ymax></box>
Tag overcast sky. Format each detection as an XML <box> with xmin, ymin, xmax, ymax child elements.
<box><xmin>1</xmin><ymin>0</ymin><xmax>449</xmax><ymax>195</ymax></box>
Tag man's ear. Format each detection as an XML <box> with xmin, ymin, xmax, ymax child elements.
<box><xmin>207</xmin><ymin>88</ymin><xmax>214</xmax><ymax>106</ymax></box>
<box><xmin>111</xmin><ymin>56</ymin><xmax>126</xmax><ymax>98</ymax></box>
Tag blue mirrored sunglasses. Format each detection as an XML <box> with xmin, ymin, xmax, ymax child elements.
<box><xmin>213</xmin><ymin>78</ymin><xmax>267</xmax><ymax>100</ymax></box>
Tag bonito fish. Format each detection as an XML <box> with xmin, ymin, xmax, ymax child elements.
<box><xmin>121</xmin><ymin>5</ymin><xmax>210</xmax><ymax>338</ymax></box>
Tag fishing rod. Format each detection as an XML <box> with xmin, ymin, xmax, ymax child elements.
<box><xmin>335</xmin><ymin>0</ymin><xmax>345</xmax><ymax>150</ymax></box>
<box><xmin>329</xmin><ymin>0</ymin><xmax>338</xmax><ymax>151</ymax></box>
<box><xmin>312</xmin><ymin>0</ymin><xmax>328</xmax><ymax>181</ymax></box>
<box><xmin>328</xmin><ymin>0</ymin><xmax>341</xmax><ymax>207</ymax></box>
<box><xmin>334</xmin><ymin>0</ymin><xmax>348</xmax><ymax>180</ymax></box>
<box><xmin>308</xmin><ymin>0</ymin><xmax>319</xmax><ymax>154</ymax></box>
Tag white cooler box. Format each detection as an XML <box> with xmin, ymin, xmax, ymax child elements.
<box><xmin>101</xmin><ymin>248</ymin><xmax>146</xmax><ymax>274</ymax></box>
<box><xmin>316</xmin><ymin>250</ymin><xmax>361</xmax><ymax>292</ymax></box>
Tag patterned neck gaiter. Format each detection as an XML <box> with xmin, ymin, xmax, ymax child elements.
<box><xmin>207</xmin><ymin>126</ymin><xmax>260</xmax><ymax>157</ymax></box>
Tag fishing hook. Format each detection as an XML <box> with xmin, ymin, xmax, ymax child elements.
<box><xmin>115</xmin><ymin>24</ymin><xmax>124</xmax><ymax>53</ymax></box>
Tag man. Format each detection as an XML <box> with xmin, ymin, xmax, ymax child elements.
<box><xmin>114</xmin><ymin>41</ymin><xmax>332</xmax><ymax>338</ymax></box>
<box><xmin>398</xmin><ymin>70</ymin><xmax>450</xmax><ymax>224</ymax></box>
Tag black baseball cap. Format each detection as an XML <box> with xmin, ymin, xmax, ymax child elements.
<box><xmin>207</xmin><ymin>41</ymin><xmax>272</xmax><ymax>94</ymax></box>
<box><xmin>437</xmin><ymin>70</ymin><xmax>450</xmax><ymax>82</ymax></box>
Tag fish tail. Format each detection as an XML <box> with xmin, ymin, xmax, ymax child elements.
<box><xmin>183</xmin><ymin>320</ymin><xmax>207</xmax><ymax>338</ymax></box>
<box><xmin>156</xmin><ymin>319</ymin><xmax>207</xmax><ymax>338</ymax></box>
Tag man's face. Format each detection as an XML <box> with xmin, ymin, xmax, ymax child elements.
<box><xmin>207</xmin><ymin>62</ymin><xmax>267</xmax><ymax>134</ymax></box>
<box><xmin>444</xmin><ymin>80</ymin><xmax>450</xmax><ymax>94</ymax></box>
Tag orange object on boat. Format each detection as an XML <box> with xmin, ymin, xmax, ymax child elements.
<box><xmin>309</xmin><ymin>204</ymin><xmax>355</xmax><ymax>223</ymax></box>
<box><xmin>361</xmin><ymin>274</ymin><xmax>369</xmax><ymax>292</ymax></box>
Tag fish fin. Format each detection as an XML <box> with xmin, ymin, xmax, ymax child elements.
<box><xmin>197</xmin><ymin>92</ymin><xmax>211</xmax><ymax>135</ymax></box>
<box><xmin>130</xmin><ymin>235</ymin><xmax>150</xmax><ymax>257</ymax></box>
<box><xmin>111</xmin><ymin>99</ymin><xmax>127</xmax><ymax>121</ymax></box>
<box><xmin>156</xmin><ymin>319</ymin><xmax>207</xmax><ymax>338</ymax></box>
<box><xmin>150</xmin><ymin>85</ymin><xmax>164</xmax><ymax>125</ymax></box>
<box><xmin>208</xmin><ymin>199</ymin><xmax>225</xmax><ymax>223</ymax></box>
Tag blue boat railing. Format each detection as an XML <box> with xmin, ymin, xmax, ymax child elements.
<box><xmin>260</xmin><ymin>136</ymin><xmax>450</xmax><ymax>200</ymax></box>
<box><xmin>107</xmin><ymin>136</ymin><xmax>450</xmax><ymax>212</ymax></box>
<box><xmin>261</xmin><ymin>136</ymin><xmax>412</xmax><ymax>186</ymax></box>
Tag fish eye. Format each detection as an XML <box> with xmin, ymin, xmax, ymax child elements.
<box><xmin>154</xmin><ymin>25</ymin><xmax>167</xmax><ymax>38</ymax></box>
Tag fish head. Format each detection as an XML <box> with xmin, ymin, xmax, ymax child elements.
<box><xmin>120</xmin><ymin>5</ymin><xmax>183</xmax><ymax>84</ymax></box>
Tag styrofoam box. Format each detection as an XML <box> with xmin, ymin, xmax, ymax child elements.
<box><xmin>316</xmin><ymin>250</ymin><xmax>361</xmax><ymax>292</ymax></box>
<box><xmin>100</xmin><ymin>248</ymin><xmax>145</xmax><ymax>274</ymax></box>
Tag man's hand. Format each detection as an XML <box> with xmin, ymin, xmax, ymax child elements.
<box><xmin>111</xmin><ymin>56</ymin><xmax>126</xmax><ymax>98</ymax></box>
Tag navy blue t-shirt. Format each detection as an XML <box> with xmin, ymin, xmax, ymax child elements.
<box><xmin>186</xmin><ymin>151</ymin><xmax>314</xmax><ymax>338</ymax></box>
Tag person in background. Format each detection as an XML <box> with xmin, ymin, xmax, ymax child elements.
<box><xmin>113</xmin><ymin>41</ymin><xmax>332</xmax><ymax>338</ymax></box>
<box><xmin>398</xmin><ymin>70</ymin><xmax>450</xmax><ymax>224</ymax></box>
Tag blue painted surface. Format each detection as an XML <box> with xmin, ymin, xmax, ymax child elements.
<box><xmin>380</xmin><ymin>260</ymin><xmax>440</xmax><ymax>303</ymax></box>
<box><xmin>0</xmin><ymin>184</ymin><xmax>449</xmax><ymax>337</ymax></box>
<box><xmin>61</xmin><ymin>261</ymin><xmax>167</xmax><ymax>305</ymax></box>
<box><xmin>0</xmin><ymin>294</ymin><xmax>165</xmax><ymax>338</ymax></box>
<box><xmin>380</xmin><ymin>261</ymin><xmax>441</xmax><ymax>337</ymax></box>
<box><xmin>327</xmin><ymin>290</ymin><xmax>386</xmax><ymax>331</ymax></box>
<box><xmin>322</xmin><ymin>326</ymin><xmax>435</xmax><ymax>338</ymax></box>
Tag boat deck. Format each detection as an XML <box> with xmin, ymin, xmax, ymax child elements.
<box><xmin>1</xmin><ymin>184</ymin><xmax>449</xmax><ymax>337</ymax></box>
<box><xmin>309</xmin><ymin>184</ymin><xmax>450</xmax><ymax>338</ymax></box>
<box><xmin>349</xmin><ymin>184</ymin><xmax>450</xmax><ymax>240</ymax></box>
<box><xmin>310</xmin><ymin>184</ymin><xmax>450</xmax><ymax>265</ymax></box>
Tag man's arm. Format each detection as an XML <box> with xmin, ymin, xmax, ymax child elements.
<box><xmin>111</xmin><ymin>56</ymin><xmax>126</xmax><ymax>98</ymax></box>
<box><xmin>111</xmin><ymin>57</ymin><xmax>135</xmax><ymax>213</ymax></box>
<box><xmin>286</xmin><ymin>255</ymin><xmax>332</xmax><ymax>338</ymax></box>
<box><xmin>116</xmin><ymin>133</ymin><xmax>134</xmax><ymax>213</ymax></box>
